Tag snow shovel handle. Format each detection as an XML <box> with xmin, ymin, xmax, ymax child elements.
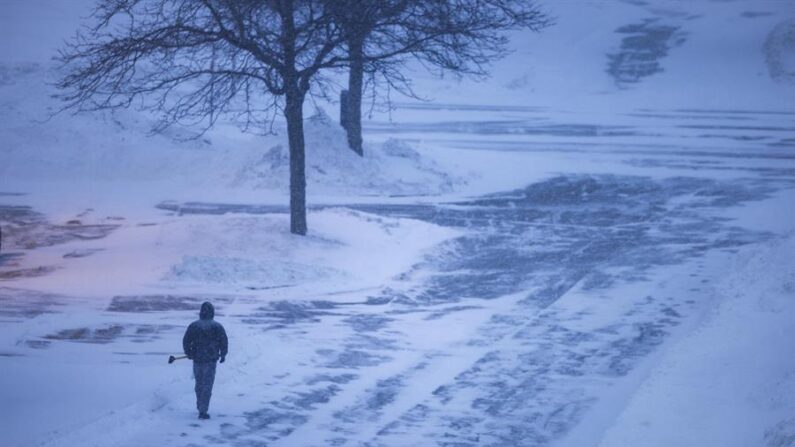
<box><xmin>168</xmin><ymin>355</ymin><xmax>188</xmax><ymax>364</ymax></box>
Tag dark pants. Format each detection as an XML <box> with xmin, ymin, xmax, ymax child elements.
<box><xmin>193</xmin><ymin>361</ymin><xmax>217</xmax><ymax>414</ymax></box>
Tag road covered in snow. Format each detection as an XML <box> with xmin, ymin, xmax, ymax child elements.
<box><xmin>154</xmin><ymin>170</ymin><xmax>792</xmax><ymax>446</ymax></box>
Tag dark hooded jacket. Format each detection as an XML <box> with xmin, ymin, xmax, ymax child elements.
<box><xmin>183</xmin><ymin>302</ymin><xmax>228</xmax><ymax>363</ymax></box>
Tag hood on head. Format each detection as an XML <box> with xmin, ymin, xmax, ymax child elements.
<box><xmin>200</xmin><ymin>302</ymin><xmax>214</xmax><ymax>320</ymax></box>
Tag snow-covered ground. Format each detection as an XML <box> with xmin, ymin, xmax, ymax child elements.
<box><xmin>1</xmin><ymin>0</ymin><xmax>795</xmax><ymax>446</ymax></box>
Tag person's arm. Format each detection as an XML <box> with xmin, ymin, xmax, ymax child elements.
<box><xmin>218</xmin><ymin>324</ymin><xmax>228</xmax><ymax>363</ymax></box>
<box><xmin>182</xmin><ymin>324</ymin><xmax>195</xmax><ymax>359</ymax></box>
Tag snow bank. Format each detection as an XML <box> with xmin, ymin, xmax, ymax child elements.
<box><xmin>167</xmin><ymin>256</ymin><xmax>339</xmax><ymax>287</ymax></box>
<box><xmin>10</xmin><ymin>207</ymin><xmax>457</xmax><ymax>298</ymax></box>
<box><xmin>0</xmin><ymin>64</ymin><xmax>462</xmax><ymax>199</ymax></box>
<box><xmin>597</xmin><ymin>233</ymin><xmax>795</xmax><ymax>447</ymax></box>
<box><xmin>232</xmin><ymin>109</ymin><xmax>462</xmax><ymax>196</ymax></box>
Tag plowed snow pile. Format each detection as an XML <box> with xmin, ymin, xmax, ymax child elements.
<box><xmin>0</xmin><ymin>65</ymin><xmax>462</xmax><ymax>198</ymax></box>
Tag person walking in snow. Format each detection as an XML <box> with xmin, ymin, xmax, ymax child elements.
<box><xmin>183</xmin><ymin>301</ymin><xmax>228</xmax><ymax>420</ymax></box>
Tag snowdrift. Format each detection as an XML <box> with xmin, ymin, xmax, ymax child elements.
<box><xmin>232</xmin><ymin>110</ymin><xmax>461</xmax><ymax>196</ymax></box>
<box><xmin>0</xmin><ymin>64</ymin><xmax>462</xmax><ymax>199</ymax></box>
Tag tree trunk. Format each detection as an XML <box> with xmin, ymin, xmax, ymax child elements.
<box><xmin>285</xmin><ymin>89</ymin><xmax>307</xmax><ymax>235</ymax></box>
<box><xmin>346</xmin><ymin>37</ymin><xmax>364</xmax><ymax>156</ymax></box>
<box><xmin>340</xmin><ymin>89</ymin><xmax>349</xmax><ymax>131</ymax></box>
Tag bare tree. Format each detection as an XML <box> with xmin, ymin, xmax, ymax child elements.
<box><xmin>331</xmin><ymin>0</ymin><xmax>550</xmax><ymax>156</ymax></box>
<box><xmin>56</xmin><ymin>0</ymin><xmax>349</xmax><ymax>235</ymax></box>
<box><xmin>328</xmin><ymin>0</ymin><xmax>409</xmax><ymax>156</ymax></box>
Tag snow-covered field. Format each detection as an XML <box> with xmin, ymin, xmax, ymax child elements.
<box><xmin>2</xmin><ymin>1</ymin><xmax>795</xmax><ymax>446</ymax></box>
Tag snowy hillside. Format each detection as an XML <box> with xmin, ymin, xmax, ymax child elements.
<box><xmin>1</xmin><ymin>1</ymin><xmax>795</xmax><ymax>447</ymax></box>
<box><xmin>386</xmin><ymin>0</ymin><xmax>795</xmax><ymax>110</ymax></box>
